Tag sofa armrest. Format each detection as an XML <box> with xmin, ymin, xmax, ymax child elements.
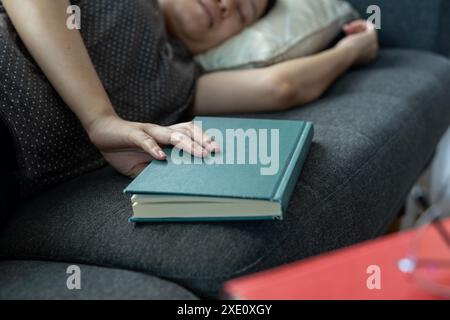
<box><xmin>347</xmin><ymin>0</ymin><xmax>450</xmax><ymax>57</ymax></box>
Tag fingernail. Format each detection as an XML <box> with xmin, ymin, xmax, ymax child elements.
<box><xmin>158</xmin><ymin>150</ymin><xmax>166</xmax><ymax>158</ymax></box>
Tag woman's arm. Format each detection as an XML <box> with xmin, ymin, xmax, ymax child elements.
<box><xmin>2</xmin><ymin>0</ymin><xmax>113</xmax><ymax>130</ymax></box>
<box><xmin>194</xmin><ymin>20</ymin><xmax>378</xmax><ymax>115</ymax></box>
<box><xmin>2</xmin><ymin>0</ymin><xmax>216</xmax><ymax>177</ymax></box>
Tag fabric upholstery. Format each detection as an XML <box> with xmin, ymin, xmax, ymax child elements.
<box><xmin>0</xmin><ymin>260</ymin><xmax>198</xmax><ymax>300</ymax></box>
<box><xmin>1</xmin><ymin>49</ymin><xmax>449</xmax><ymax>298</ymax></box>
<box><xmin>346</xmin><ymin>0</ymin><xmax>450</xmax><ymax>56</ymax></box>
<box><xmin>0</xmin><ymin>121</ymin><xmax>18</xmax><ymax>225</ymax></box>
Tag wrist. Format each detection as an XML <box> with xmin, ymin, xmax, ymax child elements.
<box><xmin>85</xmin><ymin>112</ymin><xmax>122</xmax><ymax>148</ymax></box>
<box><xmin>334</xmin><ymin>41</ymin><xmax>358</xmax><ymax>66</ymax></box>
<box><xmin>82</xmin><ymin>105</ymin><xmax>119</xmax><ymax>136</ymax></box>
<box><xmin>87</xmin><ymin>113</ymin><xmax>127</xmax><ymax>152</ymax></box>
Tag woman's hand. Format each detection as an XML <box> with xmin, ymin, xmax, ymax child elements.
<box><xmin>337</xmin><ymin>20</ymin><xmax>379</xmax><ymax>66</ymax></box>
<box><xmin>87</xmin><ymin>114</ymin><xmax>219</xmax><ymax>178</ymax></box>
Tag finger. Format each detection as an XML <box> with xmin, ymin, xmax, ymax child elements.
<box><xmin>170</xmin><ymin>131</ymin><xmax>207</xmax><ymax>158</ymax></box>
<box><xmin>142</xmin><ymin>124</ymin><xmax>173</xmax><ymax>145</ymax></box>
<box><xmin>143</xmin><ymin>123</ymin><xmax>212</xmax><ymax>156</ymax></box>
<box><xmin>344</xmin><ymin>19</ymin><xmax>367</xmax><ymax>29</ymax></box>
<box><xmin>129</xmin><ymin>130</ymin><xmax>166</xmax><ymax>160</ymax></box>
<box><xmin>343</xmin><ymin>20</ymin><xmax>367</xmax><ymax>34</ymax></box>
<box><xmin>365</xmin><ymin>20</ymin><xmax>376</xmax><ymax>32</ymax></box>
<box><xmin>172</xmin><ymin>122</ymin><xmax>220</xmax><ymax>152</ymax></box>
<box><xmin>343</xmin><ymin>24</ymin><xmax>366</xmax><ymax>35</ymax></box>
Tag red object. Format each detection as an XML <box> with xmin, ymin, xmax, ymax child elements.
<box><xmin>223</xmin><ymin>220</ymin><xmax>450</xmax><ymax>300</ymax></box>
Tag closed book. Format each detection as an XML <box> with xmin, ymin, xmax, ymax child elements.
<box><xmin>124</xmin><ymin>117</ymin><xmax>314</xmax><ymax>222</ymax></box>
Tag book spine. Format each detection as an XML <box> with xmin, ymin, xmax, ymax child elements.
<box><xmin>273</xmin><ymin>123</ymin><xmax>314</xmax><ymax>215</ymax></box>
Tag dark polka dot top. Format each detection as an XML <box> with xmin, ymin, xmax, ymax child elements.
<box><xmin>0</xmin><ymin>0</ymin><xmax>201</xmax><ymax>197</ymax></box>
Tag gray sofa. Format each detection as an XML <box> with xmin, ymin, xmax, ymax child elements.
<box><xmin>1</xmin><ymin>0</ymin><xmax>450</xmax><ymax>299</ymax></box>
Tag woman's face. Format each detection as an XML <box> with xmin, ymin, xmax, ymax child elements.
<box><xmin>159</xmin><ymin>0</ymin><xmax>269</xmax><ymax>54</ymax></box>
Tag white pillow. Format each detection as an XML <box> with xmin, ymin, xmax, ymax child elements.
<box><xmin>194</xmin><ymin>0</ymin><xmax>359</xmax><ymax>71</ymax></box>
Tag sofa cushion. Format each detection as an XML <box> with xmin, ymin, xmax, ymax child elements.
<box><xmin>0</xmin><ymin>49</ymin><xmax>449</xmax><ymax>298</ymax></box>
<box><xmin>346</xmin><ymin>0</ymin><xmax>450</xmax><ymax>56</ymax></box>
<box><xmin>0</xmin><ymin>260</ymin><xmax>198</xmax><ymax>300</ymax></box>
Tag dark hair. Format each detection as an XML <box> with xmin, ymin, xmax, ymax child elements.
<box><xmin>262</xmin><ymin>0</ymin><xmax>277</xmax><ymax>17</ymax></box>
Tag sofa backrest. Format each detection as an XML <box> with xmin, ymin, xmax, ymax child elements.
<box><xmin>347</xmin><ymin>0</ymin><xmax>450</xmax><ymax>57</ymax></box>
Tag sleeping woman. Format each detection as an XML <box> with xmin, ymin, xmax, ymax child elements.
<box><xmin>0</xmin><ymin>0</ymin><xmax>378</xmax><ymax>194</ymax></box>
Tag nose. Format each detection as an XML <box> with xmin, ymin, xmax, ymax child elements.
<box><xmin>218</xmin><ymin>0</ymin><xmax>237</xmax><ymax>18</ymax></box>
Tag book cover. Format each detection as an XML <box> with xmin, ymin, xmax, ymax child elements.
<box><xmin>124</xmin><ymin>117</ymin><xmax>313</xmax><ymax>222</ymax></box>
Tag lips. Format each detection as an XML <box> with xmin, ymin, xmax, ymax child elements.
<box><xmin>198</xmin><ymin>0</ymin><xmax>217</xmax><ymax>28</ymax></box>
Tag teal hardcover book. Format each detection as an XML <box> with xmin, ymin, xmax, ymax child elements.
<box><xmin>124</xmin><ymin>117</ymin><xmax>313</xmax><ymax>222</ymax></box>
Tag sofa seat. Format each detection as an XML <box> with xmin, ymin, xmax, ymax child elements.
<box><xmin>0</xmin><ymin>260</ymin><xmax>198</xmax><ymax>300</ymax></box>
<box><xmin>1</xmin><ymin>49</ymin><xmax>449</xmax><ymax>298</ymax></box>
